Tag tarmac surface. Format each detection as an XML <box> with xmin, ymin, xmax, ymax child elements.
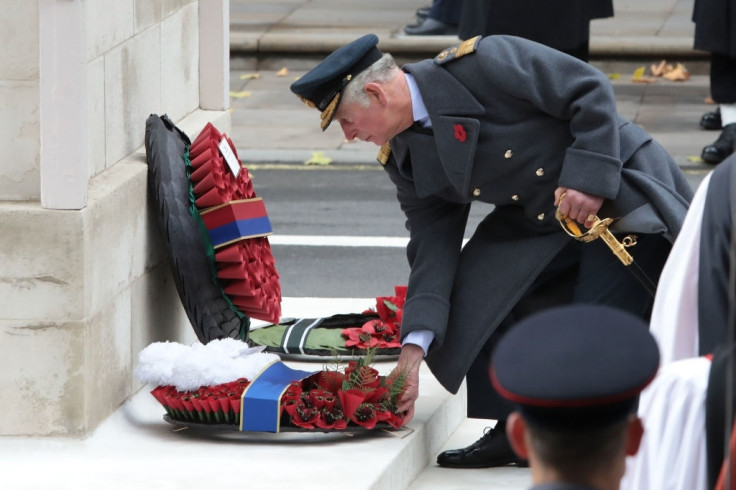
<box><xmin>0</xmin><ymin>1</ymin><xmax>724</xmax><ymax>489</ymax></box>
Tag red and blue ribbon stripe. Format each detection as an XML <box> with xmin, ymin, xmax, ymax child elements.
<box><xmin>240</xmin><ymin>361</ymin><xmax>315</xmax><ymax>432</ymax></box>
<box><xmin>200</xmin><ymin>198</ymin><xmax>273</xmax><ymax>248</ymax></box>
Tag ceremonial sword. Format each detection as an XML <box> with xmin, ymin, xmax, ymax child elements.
<box><xmin>555</xmin><ymin>210</ymin><xmax>657</xmax><ymax>298</ymax></box>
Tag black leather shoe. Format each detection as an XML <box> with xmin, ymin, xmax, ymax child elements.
<box><xmin>404</xmin><ymin>18</ymin><xmax>458</xmax><ymax>36</ymax></box>
<box><xmin>405</xmin><ymin>6</ymin><xmax>432</xmax><ymax>29</ymax></box>
<box><xmin>701</xmin><ymin>123</ymin><xmax>736</xmax><ymax>164</ymax></box>
<box><xmin>436</xmin><ymin>424</ymin><xmax>528</xmax><ymax>468</ymax></box>
<box><xmin>700</xmin><ymin>108</ymin><xmax>722</xmax><ymax>131</ymax></box>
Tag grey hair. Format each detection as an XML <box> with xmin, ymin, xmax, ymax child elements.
<box><xmin>342</xmin><ymin>53</ymin><xmax>399</xmax><ymax>107</ymax></box>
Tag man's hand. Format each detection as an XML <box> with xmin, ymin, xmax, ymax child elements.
<box><xmin>390</xmin><ymin>343</ymin><xmax>424</xmax><ymax>425</ymax></box>
<box><xmin>554</xmin><ymin>187</ymin><xmax>605</xmax><ymax>229</ymax></box>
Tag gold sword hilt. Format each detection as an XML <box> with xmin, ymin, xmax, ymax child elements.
<box><xmin>554</xmin><ymin>209</ymin><xmax>636</xmax><ymax>266</ymax></box>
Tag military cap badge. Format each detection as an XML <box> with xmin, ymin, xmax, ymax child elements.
<box><xmin>290</xmin><ymin>34</ymin><xmax>383</xmax><ymax>130</ymax></box>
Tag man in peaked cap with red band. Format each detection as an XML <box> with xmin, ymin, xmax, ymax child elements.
<box><xmin>491</xmin><ymin>304</ymin><xmax>659</xmax><ymax>490</ymax></box>
<box><xmin>291</xmin><ymin>33</ymin><xmax>691</xmax><ymax>469</ymax></box>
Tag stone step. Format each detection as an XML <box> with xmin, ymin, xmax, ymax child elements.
<box><xmin>0</xmin><ymin>298</ymin><xmax>468</xmax><ymax>490</ymax></box>
<box><xmin>227</xmin><ymin>0</ymin><xmax>706</xmax><ymax>67</ymax></box>
<box><xmin>409</xmin><ymin>418</ymin><xmax>531</xmax><ymax>489</ymax></box>
<box><xmin>0</xmin><ymin>365</ymin><xmax>466</xmax><ymax>490</ymax></box>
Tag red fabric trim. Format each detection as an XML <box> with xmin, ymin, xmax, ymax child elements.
<box><xmin>489</xmin><ymin>367</ymin><xmax>659</xmax><ymax>408</ymax></box>
<box><xmin>200</xmin><ymin>198</ymin><xmax>268</xmax><ymax>230</ymax></box>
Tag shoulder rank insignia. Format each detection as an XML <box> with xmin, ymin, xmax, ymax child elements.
<box><xmin>434</xmin><ymin>35</ymin><xmax>481</xmax><ymax>65</ymax></box>
<box><xmin>377</xmin><ymin>142</ymin><xmax>391</xmax><ymax>166</ymax></box>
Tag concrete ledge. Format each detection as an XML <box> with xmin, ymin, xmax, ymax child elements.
<box><xmin>372</xmin><ymin>377</ymin><xmax>467</xmax><ymax>489</ymax></box>
<box><xmin>409</xmin><ymin>418</ymin><xmax>531</xmax><ymax>489</ymax></box>
<box><xmin>590</xmin><ymin>36</ymin><xmax>707</xmax><ymax>59</ymax></box>
<box><xmin>176</xmin><ymin>107</ymin><xmax>233</xmax><ymax>140</ymax></box>
<box><xmin>0</xmin><ymin>297</ymin><xmax>467</xmax><ymax>490</ymax></box>
<box><xmin>231</xmin><ymin>34</ymin><xmax>708</xmax><ymax>61</ymax></box>
<box><xmin>0</xmin><ymin>370</ymin><xmax>464</xmax><ymax>488</ymax></box>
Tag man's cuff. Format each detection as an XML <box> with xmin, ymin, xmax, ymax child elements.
<box><xmin>402</xmin><ymin>330</ymin><xmax>434</xmax><ymax>356</ymax></box>
<box><xmin>559</xmin><ymin>147</ymin><xmax>622</xmax><ymax>200</ymax></box>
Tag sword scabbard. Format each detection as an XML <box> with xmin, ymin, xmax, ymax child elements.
<box><xmin>598</xmin><ymin>228</ymin><xmax>633</xmax><ymax>266</ymax></box>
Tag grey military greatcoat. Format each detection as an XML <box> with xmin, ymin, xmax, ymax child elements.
<box><xmin>382</xmin><ymin>35</ymin><xmax>693</xmax><ymax>394</ymax></box>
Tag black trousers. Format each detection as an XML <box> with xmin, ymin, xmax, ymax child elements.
<box><xmin>560</xmin><ymin>42</ymin><xmax>590</xmax><ymax>63</ymax></box>
<box><xmin>711</xmin><ymin>53</ymin><xmax>736</xmax><ymax>104</ymax></box>
<box><xmin>465</xmin><ymin>233</ymin><xmax>670</xmax><ymax>419</ymax></box>
<box><xmin>429</xmin><ymin>0</ymin><xmax>465</xmax><ymax>25</ymax></box>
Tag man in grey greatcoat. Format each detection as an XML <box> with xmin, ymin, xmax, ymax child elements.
<box><xmin>290</xmin><ymin>34</ymin><xmax>692</xmax><ymax>469</ymax></box>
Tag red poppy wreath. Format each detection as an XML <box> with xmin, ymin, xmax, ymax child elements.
<box><xmin>135</xmin><ymin>339</ymin><xmax>407</xmax><ymax>433</ymax></box>
<box><xmin>247</xmin><ymin>286</ymin><xmax>407</xmax><ymax>358</ymax></box>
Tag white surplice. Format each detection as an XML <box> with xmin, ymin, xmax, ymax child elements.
<box><xmin>620</xmin><ymin>172</ymin><xmax>714</xmax><ymax>490</ymax></box>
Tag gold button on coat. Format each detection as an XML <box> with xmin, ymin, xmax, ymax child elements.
<box><xmin>472</xmin><ymin>188</ymin><xmax>481</xmax><ymax>197</ymax></box>
<box><xmin>535</xmin><ymin>168</ymin><xmax>545</xmax><ymax>177</ymax></box>
<box><xmin>537</xmin><ymin>213</ymin><xmax>545</xmax><ymax>221</ymax></box>
<box><xmin>511</xmin><ymin>194</ymin><xmax>519</xmax><ymax>201</ymax></box>
<box><xmin>504</xmin><ymin>150</ymin><xmax>513</xmax><ymax>159</ymax></box>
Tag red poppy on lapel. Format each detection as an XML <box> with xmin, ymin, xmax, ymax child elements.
<box><xmin>453</xmin><ymin>124</ymin><xmax>466</xmax><ymax>143</ymax></box>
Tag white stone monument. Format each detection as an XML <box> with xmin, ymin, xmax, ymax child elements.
<box><xmin>0</xmin><ymin>0</ymin><xmax>231</xmax><ymax>436</ymax></box>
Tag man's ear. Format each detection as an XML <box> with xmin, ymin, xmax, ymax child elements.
<box><xmin>625</xmin><ymin>416</ymin><xmax>644</xmax><ymax>456</ymax></box>
<box><xmin>364</xmin><ymin>82</ymin><xmax>387</xmax><ymax>105</ymax></box>
<box><xmin>506</xmin><ymin>412</ymin><xmax>530</xmax><ymax>460</ymax></box>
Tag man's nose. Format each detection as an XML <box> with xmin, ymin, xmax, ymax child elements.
<box><xmin>339</xmin><ymin>121</ymin><xmax>356</xmax><ymax>141</ymax></box>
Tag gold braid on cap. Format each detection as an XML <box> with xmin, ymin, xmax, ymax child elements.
<box><xmin>298</xmin><ymin>96</ymin><xmax>316</xmax><ymax>109</ymax></box>
<box><xmin>319</xmin><ymin>91</ymin><xmax>342</xmax><ymax>130</ymax></box>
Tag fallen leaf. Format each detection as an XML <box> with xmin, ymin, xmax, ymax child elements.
<box><xmin>662</xmin><ymin>63</ymin><xmax>690</xmax><ymax>81</ymax></box>
<box><xmin>239</xmin><ymin>73</ymin><xmax>261</xmax><ymax>80</ymax></box>
<box><xmin>304</xmin><ymin>151</ymin><xmax>332</xmax><ymax>166</ymax></box>
<box><xmin>229</xmin><ymin>90</ymin><xmax>251</xmax><ymax>98</ymax></box>
<box><xmin>631</xmin><ymin>66</ymin><xmax>654</xmax><ymax>83</ymax></box>
<box><xmin>687</xmin><ymin>155</ymin><xmax>703</xmax><ymax>163</ymax></box>
<box><xmin>276</xmin><ymin>67</ymin><xmax>289</xmax><ymax>77</ymax></box>
<box><xmin>632</xmin><ymin>66</ymin><xmax>654</xmax><ymax>83</ymax></box>
<box><xmin>607</xmin><ymin>73</ymin><xmax>621</xmax><ymax>80</ymax></box>
<box><xmin>649</xmin><ymin>60</ymin><xmax>690</xmax><ymax>81</ymax></box>
<box><xmin>651</xmin><ymin>60</ymin><xmax>668</xmax><ymax>77</ymax></box>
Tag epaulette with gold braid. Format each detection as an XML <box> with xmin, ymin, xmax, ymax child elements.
<box><xmin>377</xmin><ymin>142</ymin><xmax>391</xmax><ymax>166</ymax></box>
<box><xmin>434</xmin><ymin>35</ymin><xmax>481</xmax><ymax>65</ymax></box>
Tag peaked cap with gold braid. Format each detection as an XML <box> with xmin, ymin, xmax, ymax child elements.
<box><xmin>290</xmin><ymin>34</ymin><xmax>383</xmax><ymax>130</ymax></box>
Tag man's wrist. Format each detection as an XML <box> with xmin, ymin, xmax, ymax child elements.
<box><xmin>402</xmin><ymin>329</ymin><xmax>434</xmax><ymax>356</ymax></box>
<box><xmin>399</xmin><ymin>343</ymin><xmax>425</xmax><ymax>372</ymax></box>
